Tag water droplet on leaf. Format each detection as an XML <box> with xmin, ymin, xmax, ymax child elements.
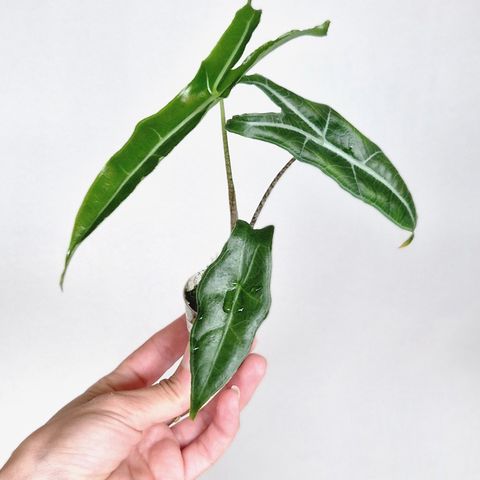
<box><xmin>222</xmin><ymin>288</ymin><xmax>237</xmax><ymax>313</ymax></box>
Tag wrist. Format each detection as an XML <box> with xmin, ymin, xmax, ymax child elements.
<box><xmin>0</xmin><ymin>456</ymin><xmax>35</xmax><ymax>480</ymax></box>
<box><xmin>0</xmin><ymin>435</ymin><xmax>49</xmax><ymax>480</ymax></box>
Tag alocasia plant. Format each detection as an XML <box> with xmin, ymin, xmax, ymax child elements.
<box><xmin>62</xmin><ymin>1</ymin><xmax>416</xmax><ymax>419</ymax></box>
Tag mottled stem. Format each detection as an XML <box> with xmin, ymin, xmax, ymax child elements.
<box><xmin>220</xmin><ymin>99</ymin><xmax>238</xmax><ymax>231</ymax></box>
<box><xmin>251</xmin><ymin>157</ymin><xmax>296</xmax><ymax>227</ymax></box>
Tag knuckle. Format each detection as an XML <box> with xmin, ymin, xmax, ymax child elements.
<box><xmin>86</xmin><ymin>392</ymin><xmax>136</xmax><ymax>420</ymax></box>
<box><xmin>157</xmin><ymin>376</ymin><xmax>187</xmax><ymax>405</ymax></box>
<box><xmin>89</xmin><ymin>391</ymin><xmax>125</xmax><ymax>413</ymax></box>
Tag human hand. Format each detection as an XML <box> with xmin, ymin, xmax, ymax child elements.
<box><xmin>0</xmin><ymin>316</ymin><xmax>267</xmax><ymax>480</ymax></box>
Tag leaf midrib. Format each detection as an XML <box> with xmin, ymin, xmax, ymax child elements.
<box><xmin>72</xmin><ymin>95</ymin><xmax>215</xmax><ymax>249</ymax></box>
<box><xmin>74</xmin><ymin>13</ymin><xmax>260</xmax><ymax>247</ymax></box>
<box><xmin>255</xmin><ymin>80</ymin><xmax>413</xmax><ymax>220</ymax></box>
<box><xmin>196</xmin><ymin>243</ymin><xmax>261</xmax><ymax>402</ymax></box>
<box><xmin>243</xmin><ymin>78</ymin><xmax>416</xmax><ymax>227</ymax></box>
<box><xmin>234</xmin><ymin>118</ymin><xmax>415</xmax><ymax>227</ymax></box>
<box><xmin>212</xmin><ymin>15</ymin><xmax>256</xmax><ymax>93</ymax></box>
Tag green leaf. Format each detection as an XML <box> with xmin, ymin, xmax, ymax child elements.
<box><xmin>219</xmin><ymin>20</ymin><xmax>330</xmax><ymax>96</ymax></box>
<box><xmin>61</xmin><ymin>2</ymin><xmax>261</xmax><ymax>287</ymax></box>
<box><xmin>190</xmin><ymin>220</ymin><xmax>273</xmax><ymax>418</ymax></box>
<box><xmin>226</xmin><ymin>75</ymin><xmax>417</xmax><ymax>234</ymax></box>
<box><xmin>62</xmin><ymin>5</ymin><xmax>331</xmax><ymax>286</ymax></box>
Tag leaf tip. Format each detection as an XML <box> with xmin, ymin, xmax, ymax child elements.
<box><xmin>399</xmin><ymin>232</ymin><xmax>415</xmax><ymax>249</ymax></box>
<box><xmin>309</xmin><ymin>20</ymin><xmax>331</xmax><ymax>37</ymax></box>
<box><xmin>261</xmin><ymin>223</ymin><xmax>275</xmax><ymax>241</ymax></box>
<box><xmin>189</xmin><ymin>409</ymin><xmax>198</xmax><ymax>421</ymax></box>
<box><xmin>189</xmin><ymin>397</ymin><xmax>202</xmax><ymax>420</ymax></box>
<box><xmin>59</xmin><ymin>262</ymin><xmax>68</xmax><ymax>291</ymax></box>
<box><xmin>59</xmin><ymin>246</ymin><xmax>76</xmax><ymax>291</ymax></box>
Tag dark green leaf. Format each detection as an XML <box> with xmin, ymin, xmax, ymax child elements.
<box><xmin>61</xmin><ymin>3</ymin><xmax>261</xmax><ymax>286</ymax></box>
<box><xmin>190</xmin><ymin>220</ymin><xmax>273</xmax><ymax>418</ymax></box>
<box><xmin>62</xmin><ymin>3</ymin><xmax>330</xmax><ymax>287</ymax></box>
<box><xmin>226</xmin><ymin>74</ymin><xmax>417</xmax><ymax>234</ymax></box>
<box><xmin>219</xmin><ymin>20</ymin><xmax>330</xmax><ymax>96</ymax></box>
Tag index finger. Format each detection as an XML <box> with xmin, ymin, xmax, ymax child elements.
<box><xmin>88</xmin><ymin>315</ymin><xmax>189</xmax><ymax>396</ymax></box>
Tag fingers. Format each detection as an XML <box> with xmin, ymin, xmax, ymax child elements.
<box><xmin>148</xmin><ymin>437</ymin><xmax>184</xmax><ymax>480</ymax></box>
<box><xmin>49</xmin><ymin>316</ymin><xmax>188</xmax><ymax>419</ymax></box>
<box><xmin>117</xmin><ymin>424</ymin><xmax>183</xmax><ymax>480</ymax></box>
<box><xmin>95</xmin><ymin>347</ymin><xmax>192</xmax><ymax>431</ymax></box>
<box><xmin>87</xmin><ymin>315</ymin><xmax>188</xmax><ymax>397</ymax></box>
<box><xmin>172</xmin><ymin>353</ymin><xmax>266</xmax><ymax>447</ymax></box>
<box><xmin>182</xmin><ymin>386</ymin><xmax>241</xmax><ymax>480</ymax></box>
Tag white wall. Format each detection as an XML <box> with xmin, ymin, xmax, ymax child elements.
<box><xmin>1</xmin><ymin>0</ymin><xmax>479</xmax><ymax>478</ymax></box>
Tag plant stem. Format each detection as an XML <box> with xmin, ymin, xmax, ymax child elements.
<box><xmin>250</xmin><ymin>157</ymin><xmax>296</xmax><ymax>227</ymax></box>
<box><xmin>219</xmin><ymin>99</ymin><xmax>238</xmax><ymax>231</ymax></box>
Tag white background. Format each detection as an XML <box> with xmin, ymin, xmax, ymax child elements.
<box><xmin>1</xmin><ymin>0</ymin><xmax>479</xmax><ymax>478</ymax></box>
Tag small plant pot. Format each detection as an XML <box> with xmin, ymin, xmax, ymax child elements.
<box><xmin>183</xmin><ymin>271</ymin><xmax>203</xmax><ymax>332</ymax></box>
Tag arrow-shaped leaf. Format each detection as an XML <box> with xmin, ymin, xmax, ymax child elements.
<box><xmin>60</xmin><ymin>3</ymin><xmax>261</xmax><ymax>286</ymax></box>
<box><xmin>62</xmin><ymin>2</ymin><xmax>331</xmax><ymax>286</ymax></box>
<box><xmin>190</xmin><ymin>220</ymin><xmax>273</xmax><ymax>418</ymax></box>
<box><xmin>226</xmin><ymin>74</ymin><xmax>417</xmax><ymax>235</ymax></box>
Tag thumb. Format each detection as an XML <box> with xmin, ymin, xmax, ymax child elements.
<box><xmin>97</xmin><ymin>348</ymin><xmax>191</xmax><ymax>431</ymax></box>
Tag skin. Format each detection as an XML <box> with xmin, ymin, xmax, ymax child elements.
<box><xmin>0</xmin><ymin>316</ymin><xmax>267</xmax><ymax>480</ymax></box>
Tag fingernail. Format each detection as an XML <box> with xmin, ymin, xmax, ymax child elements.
<box><xmin>231</xmin><ymin>385</ymin><xmax>240</xmax><ymax>399</ymax></box>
